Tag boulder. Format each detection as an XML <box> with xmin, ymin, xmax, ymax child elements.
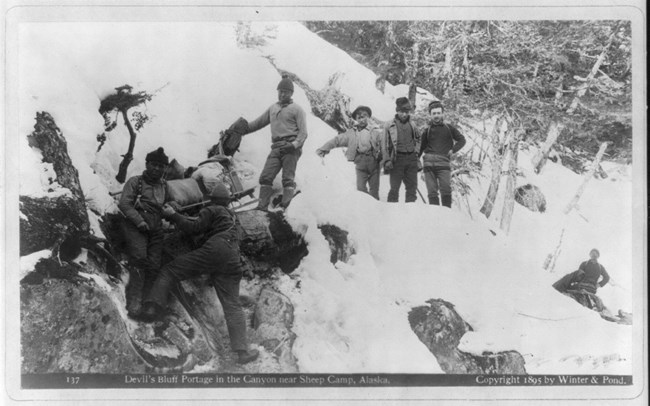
<box><xmin>515</xmin><ymin>184</ymin><xmax>546</xmax><ymax>213</ymax></box>
<box><xmin>251</xmin><ymin>286</ymin><xmax>298</xmax><ymax>372</ymax></box>
<box><xmin>21</xmin><ymin>278</ymin><xmax>147</xmax><ymax>373</ymax></box>
<box><xmin>409</xmin><ymin>299</ymin><xmax>526</xmax><ymax>374</ymax></box>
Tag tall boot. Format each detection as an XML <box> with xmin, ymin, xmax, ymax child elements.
<box><xmin>428</xmin><ymin>195</ymin><xmax>440</xmax><ymax>205</ymax></box>
<box><xmin>441</xmin><ymin>194</ymin><xmax>452</xmax><ymax>208</ymax></box>
<box><xmin>125</xmin><ymin>267</ymin><xmax>144</xmax><ymax>318</ymax></box>
<box><xmin>255</xmin><ymin>185</ymin><xmax>273</xmax><ymax>211</ymax></box>
<box><xmin>280</xmin><ymin>187</ymin><xmax>295</xmax><ymax>209</ymax></box>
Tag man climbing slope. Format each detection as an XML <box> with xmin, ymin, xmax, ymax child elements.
<box><xmin>140</xmin><ymin>183</ymin><xmax>259</xmax><ymax>364</ymax></box>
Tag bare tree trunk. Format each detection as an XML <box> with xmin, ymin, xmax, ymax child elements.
<box><xmin>563</xmin><ymin>142</ymin><xmax>609</xmax><ymax>215</ymax></box>
<box><xmin>567</xmin><ymin>27</ymin><xmax>618</xmax><ymax>115</ymax></box>
<box><xmin>543</xmin><ymin>228</ymin><xmax>565</xmax><ymax>272</ymax></box>
<box><xmin>532</xmin><ymin>28</ymin><xmax>616</xmax><ymax>175</ymax></box>
<box><xmin>479</xmin><ymin>116</ymin><xmax>506</xmax><ymax>218</ymax></box>
<box><xmin>532</xmin><ymin>121</ymin><xmax>565</xmax><ymax>174</ymax></box>
<box><xmin>406</xmin><ymin>41</ymin><xmax>420</xmax><ymax>107</ymax></box>
<box><xmin>115</xmin><ymin>108</ymin><xmax>137</xmax><ymax>183</ymax></box>
<box><xmin>499</xmin><ymin>129</ymin><xmax>522</xmax><ymax>233</ymax></box>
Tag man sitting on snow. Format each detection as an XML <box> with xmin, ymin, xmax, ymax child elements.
<box><xmin>244</xmin><ymin>74</ymin><xmax>308</xmax><ymax>211</ymax></box>
<box><xmin>553</xmin><ymin>248</ymin><xmax>610</xmax><ymax>311</ymax></box>
<box><xmin>139</xmin><ymin>183</ymin><xmax>259</xmax><ymax>364</ymax></box>
<box><xmin>118</xmin><ymin>147</ymin><xmax>170</xmax><ymax>318</ymax></box>
<box><xmin>316</xmin><ymin>105</ymin><xmax>383</xmax><ymax>200</ymax></box>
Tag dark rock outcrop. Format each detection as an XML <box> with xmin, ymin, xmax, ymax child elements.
<box><xmin>409</xmin><ymin>299</ymin><xmax>527</xmax><ymax>374</ymax></box>
<box><xmin>236</xmin><ymin>210</ymin><xmax>308</xmax><ymax>274</ymax></box>
<box><xmin>514</xmin><ymin>184</ymin><xmax>546</xmax><ymax>213</ymax></box>
<box><xmin>319</xmin><ymin>224</ymin><xmax>355</xmax><ymax>264</ymax></box>
<box><xmin>20</xmin><ymin>112</ymin><xmax>90</xmax><ymax>257</ymax></box>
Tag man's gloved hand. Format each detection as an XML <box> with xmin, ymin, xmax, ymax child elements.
<box><xmin>137</xmin><ymin>222</ymin><xmax>150</xmax><ymax>232</ymax></box>
<box><xmin>384</xmin><ymin>160</ymin><xmax>394</xmax><ymax>173</ymax></box>
<box><xmin>161</xmin><ymin>204</ymin><xmax>176</xmax><ymax>218</ymax></box>
<box><xmin>168</xmin><ymin>201</ymin><xmax>182</xmax><ymax>211</ymax></box>
<box><xmin>316</xmin><ymin>149</ymin><xmax>328</xmax><ymax>158</ymax></box>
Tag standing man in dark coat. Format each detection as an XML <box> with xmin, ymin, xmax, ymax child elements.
<box><xmin>316</xmin><ymin>106</ymin><xmax>383</xmax><ymax>200</ymax></box>
<box><xmin>245</xmin><ymin>74</ymin><xmax>308</xmax><ymax>210</ymax></box>
<box><xmin>382</xmin><ymin>97</ymin><xmax>422</xmax><ymax>203</ymax></box>
<box><xmin>140</xmin><ymin>183</ymin><xmax>259</xmax><ymax>364</ymax></box>
<box><xmin>419</xmin><ymin>100</ymin><xmax>466</xmax><ymax>207</ymax></box>
<box><xmin>118</xmin><ymin>147</ymin><xmax>170</xmax><ymax>318</ymax></box>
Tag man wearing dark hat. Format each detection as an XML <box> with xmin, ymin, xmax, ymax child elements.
<box><xmin>118</xmin><ymin>147</ymin><xmax>170</xmax><ymax>318</ymax></box>
<box><xmin>316</xmin><ymin>106</ymin><xmax>382</xmax><ymax>199</ymax></box>
<box><xmin>245</xmin><ymin>74</ymin><xmax>308</xmax><ymax>210</ymax></box>
<box><xmin>382</xmin><ymin>97</ymin><xmax>422</xmax><ymax>203</ymax></box>
<box><xmin>419</xmin><ymin>100</ymin><xmax>466</xmax><ymax>207</ymax></box>
<box><xmin>140</xmin><ymin>183</ymin><xmax>260</xmax><ymax>364</ymax></box>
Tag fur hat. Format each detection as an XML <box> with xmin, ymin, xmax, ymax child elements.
<box><xmin>428</xmin><ymin>100</ymin><xmax>444</xmax><ymax>112</ymax></box>
<box><xmin>395</xmin><ymin>97</ymin><xmax>412</xmax><ymax>112</ymax></box>
<box><xmin>145</xmin><ymin>147</ymin><xmax>169</xmax><ymax>165</ymax></box>
<box><xmin>277</xmin><ymin>74</ymin><xmax>294</xmax><ymax>92</ymax></box>
<box><xmin>209</xmin><ymin>183</ymin><xmax>231</xmax><ymax>203</ymax></box>
<box><xmin>351</xmin><ymin>105</ymin><xmax>372</xmax><ymax>119</ymax></box>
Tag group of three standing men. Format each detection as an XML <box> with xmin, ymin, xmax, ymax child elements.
<box><xmin>317</xmin><ymin>97</ymin><xmax>466</xmax><ymax>206</ymax></box>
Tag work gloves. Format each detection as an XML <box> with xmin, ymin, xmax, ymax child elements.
<box><xmin>316</xmin><ymin>149</ymin><xmax>328</xmax><ymax>158</ymax></box>
<box><xmin>384</xmin><ymin>160</ymin><xmax>394</xmax><ymax>173</ymax></box>
<box><xmin>161</xmin><ymin>203</ymin><xmax>176</xmax><ymax>218</ymax></box>
<box><xmin>137</xmin><ymin>222</ymin><xmax>150</xmax><ymax>232</ymax></box>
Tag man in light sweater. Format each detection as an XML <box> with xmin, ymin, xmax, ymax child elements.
<box><xmin>245</xmin><ymin>75</ymin><xmax>308</xmax><ymax>210</ymax></box>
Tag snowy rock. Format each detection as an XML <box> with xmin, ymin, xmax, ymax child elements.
<box><xmin>409</xmin><ymin>299</ymin><xmax>526</xmax><ymax>374</ymax></box>
<box><xmin>252</xmin><ymin>286</ymin><xmax>298</xmax><ymax>372</ymax></box>
<box><xmin>21</xmin><ymin>278</ymin><xmax>147</xmax><ymax>373</ymax></box>
<box><xmin>514</xmin><ymin>183</ymin><xmax>547</xmax><ymax>213</ymax></box>
<box><xmin>20</xmin><ymin>112</ymin><xmax>90</xmax><ymax>257</ymax></box>
<box><xmin>237</xmin><ymin>211</ymin><xmax>308</xmax><ymax>274</ymax></box>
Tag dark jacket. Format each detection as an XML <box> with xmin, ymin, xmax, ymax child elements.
<box><xmin>118</xmin><ymin>173</ymin><xmax>168</xmax><ymax>228</ymax></box>
<box><xmin>247</xmin><ymin>100</ymin><xmax>308</xmax><ymax>149</ymax></box>
<box><xmin>169</xmin><ymin>205</ymin><xmax>238</xmax><ymax>243</ymax></box>
<box><xmin>573</xmin><ymin>260</ymin><xmax>610</xmax><ymax>294</ymax></box>
<box><xmin>420</xmin><ymin>122</ymin><xmax>466</xmax><ymax>168</ymax></box>
<box><xmin>317</xmin><ymin>125</ymin><xmax>382</xmax><ymax>162</ymax></box>
<box><xmin>382</xmin><ymin>117</ymin><xmax>422</xmax><ymax>167</ymax></box>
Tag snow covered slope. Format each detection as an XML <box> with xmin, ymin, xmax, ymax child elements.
<box><xmin>17</xmin><ymin>21</ymin><xmax>637</xmax><ymax>374</ymax></box>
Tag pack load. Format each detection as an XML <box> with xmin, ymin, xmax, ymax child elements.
<box><xmin>216</xmin><ymin>117</ymin><xmax>249</xmax><ymax>157</ymax></box>
<box><xmin>166</xmin><ymin>178</ymin><xmax>204</xmax><ymax>207</ymax></box>
<box><xmin>191</xmin><ymin>157</ymin><xmax>232</xmax><ymax>196</ymax></box>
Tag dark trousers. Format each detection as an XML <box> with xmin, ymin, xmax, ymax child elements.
<box><xmin>387</xmin><ymin>153</ymin><xmax>419</xmax><ymax>203</ymax></box>
<box><xmin>259</xmin><ymin>147</ymin><xmax>302</xmax><ymax>188</ymax></box>
<box><xmin>424</xmin><ymin>166</ymin><xmax>452</xmax><ymax>203</ymax></box>
<box><xmin>145</xmin><ymin>235</ymin><xmax>248</xmax><ymax>351</ymax></box>
<box><xmin>354</xmin><ymin>154</ymin><xmax>380</xmax><ymax>200</ymax></box>
<box><xmin>121</xmin><ymin>219</ymin><xmax>164</xmax><ymax>310</ymax></box>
